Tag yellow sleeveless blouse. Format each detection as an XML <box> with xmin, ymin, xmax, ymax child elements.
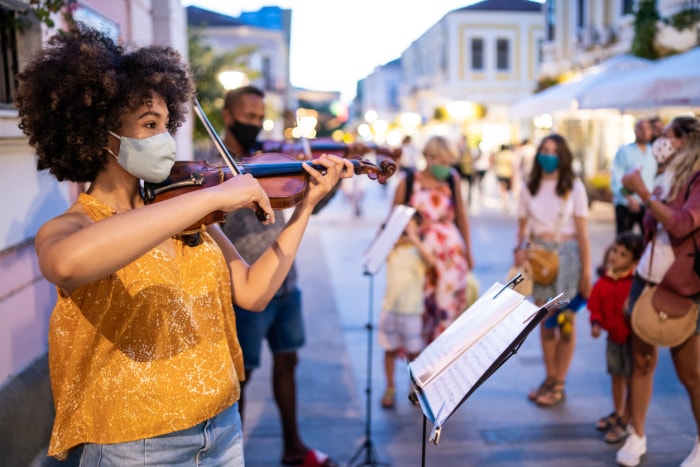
<box><xmin>47</xmin><ymin>193</ymin><xmax>244</xmax><ymax>460</ymax></box>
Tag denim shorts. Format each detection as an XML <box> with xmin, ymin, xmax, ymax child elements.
<box><xmin>234</xmin><ymin>287</ymin><xmax>305</xmax><ymax>369</ymax></box>
<box><xmin>79</xmin><ymin>402</ymin><xmax>243</xmax><ymax>466</ymax></box>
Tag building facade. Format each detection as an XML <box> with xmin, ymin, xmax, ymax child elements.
<box><xmin>357</xmin><ymin>0</ymin><xmax>544</xmax><ymax>155</ymax></box>
<box><xmin>526</xmin><ymin>0</ymin><xmax>700</xmax><ymax>183</ymax></box>
<box><xmin>186</xmin><ymin>5</ymin><xmax>293</xmax><ymax>142</ymax></box>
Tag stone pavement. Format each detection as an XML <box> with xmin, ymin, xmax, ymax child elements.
<box><xmin>242</xmin><ymin>176</ymin><xmax>698</xmax><ymax>467</ymax></box>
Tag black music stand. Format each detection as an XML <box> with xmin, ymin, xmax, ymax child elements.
<box><xmin>347</xmin><ymin>205</ymin><xmax>416</xmax><ymax>467</ymax></box>
<box><xmin>408</xmin><ymin>276</ymin><xmax>570</xmax><ymax>467</ymax></box>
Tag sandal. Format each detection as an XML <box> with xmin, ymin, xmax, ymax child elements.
<box><xmin>380</xmin><ymin>387</ymin><xmax>395</xmax><ymax>409</ymax></box>
<box><xmin>535</xmin><ymin>381</ymin><xmax>565</xmax><ymax>407</ymax></box>
<box><xmin>281</xmin><ymin>449</ymin><xmax>338</xmax><ymax>467</ymax></box>
<box><xmin>596</xmin><ymin>411</ymin><xmax>618</xmax><ymax>431</ymax></box>
<box><xmin>604</xmin><ymin>417</ymin><xmax>629</xmax><ymax>443</ymax></box>
<box><xmin>528</xmin><ymin>378</ymin><xmax>554</xmax><ymax>402</ymax></box>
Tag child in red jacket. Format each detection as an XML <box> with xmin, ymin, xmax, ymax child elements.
<box><xmin>588</xmin><ymin>231</ymin><xmax>644</xmax><ymax>444</ymax></box>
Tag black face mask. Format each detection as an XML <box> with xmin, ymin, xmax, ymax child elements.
<box><xmin>228</xmin><ymin>120</ymin><xmax>262</xmax><ymax>154</ymax></box>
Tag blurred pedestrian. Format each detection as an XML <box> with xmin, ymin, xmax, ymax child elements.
<box><xmin>610</xmin><ymin>119</ymin><xmax>657</xmax><ymax>235</ymax></box>
<box><xmin>648</xmin><ymin>116</ymin><xmax>664</xmax><ymax>144</ymax></box>
<box><xmin>218</xmin><ymin>85</ymin><xmax>344</xmax><ymax>467</ymax></box>
<box><xmin>517</xmin><ymin>138</ymin><xmax>537</xmax><ymax>183</ymax></box>
<box><xmin>588</xmin><ymin>232</ymin><xmax>644</xmax><ymax>444</ymax></box>
<box><xmin>615</xmin><ymin>115</ymin><xmax>700</xmax><ymax>467</ymax></box>
<box><xmin>399</xmin><ymin>135</ymin><xmax>421</xmax><ymax>172</ymax></box>
<box><xmin>392</xmin><ymin>135</ymin><xmax>474</xmax><ymax>343</ymax></box>
<box><xmin>378</xmin><ymin>212</ymin><xmax>435</xmax><ymax>409</ymax></box>
<box><xmin>457</xmin><ymin>134</ymin><xmax>474</xmax><ymax>206</ymax></box>
<box><xmin>513</xmin><ymin>134</ymin><xmax>592</xmax><ymax>407</ymax></box>
<box><xmin>472</xmin><ymin>144</ymin><xmax>490</xmax><ymax>207</ymax></box>
<box><xmin>494</xmin><ymin>144</ymin><xmax>516</xmax><ymax>213</ymax></box>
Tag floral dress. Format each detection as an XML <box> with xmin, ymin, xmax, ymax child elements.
<box><xmin>409</xmin><ymin>173</ymin><xmax>469</xmax><ymax>342</ymax></box>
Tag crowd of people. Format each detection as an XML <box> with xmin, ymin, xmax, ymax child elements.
<box><xmin>20</xmin><ymin>23</ymin><xmax>700</xmax><ymax>467</ymax></box>
<box><xmin>380</xmin><ymin>114</ymin><xmax>700</xmax><ymax>467</ymax></box>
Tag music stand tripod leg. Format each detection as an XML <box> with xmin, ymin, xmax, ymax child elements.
<box><xmin>347</xmin><ymin>272</ymin><xmax>389</xmax><ymax>467</ymax></box>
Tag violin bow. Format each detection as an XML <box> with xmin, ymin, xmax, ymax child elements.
<box><xmin>192</xmin><ymin>97</ymin><xmax>242</xmax><ymax>176</ymax></box>
<box><xmin>192</xmin><ymin>97</ymin><xmax>269</xmax><ymax>221</ymax></box>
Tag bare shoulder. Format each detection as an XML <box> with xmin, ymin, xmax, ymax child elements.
<box><xmin>35</xmin><ymin>203</ymin><xmax>92</xmax><ymax>253</ymax></box>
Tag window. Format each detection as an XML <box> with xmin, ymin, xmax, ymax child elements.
<box><xmin>577</xmin><ymin>0</ymin><xmax>585</xmax><ymax>28</ymax></box>
<box><xmin>496</xmin><ymin>38</ymin><xmax>509</xmax><ymax>71</ymax></box>
<box><xmin>261</xmin><ymin>56</ymin><xmax>272</xmax><ymax>90</ymax></box>
<box><xmin>0</xmin><ymin>6</ymin><xmax>18</xmax><ymax>106</ymax></box>
<box><xmin>471</xmin><ymin>38</ymin><xmax>483</xmax><ymax>71</ymax></box>
<box><xmin>546</xmin><ymin>0</ymin><xmax>556</xmax><ymax>41</ymax></box>
<box><xmin>622</xmin><ymin>0</ymin><xmax>634</xmax><ymax>15</ymax></box>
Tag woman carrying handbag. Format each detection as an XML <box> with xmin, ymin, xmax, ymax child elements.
<box><xmin>513</xmin><ymin>134</ymin><xmax>592</xmax><ymax>407</ymax></box>
<box><xmin>615</xmin><ymin>116</ymin><xmax>700</xmax><ymax>467</ymax></box>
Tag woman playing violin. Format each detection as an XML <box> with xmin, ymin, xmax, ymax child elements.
<box><xmin>16</xmin><ymin>24</ymin><xmax>352</xmax><ymax>465</ymax></box>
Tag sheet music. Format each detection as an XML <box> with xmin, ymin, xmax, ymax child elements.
<box><xmin>408</xmin><ymin>282</ymin><xmax>543</xmax><ymax>428</ymax></box>
<box><xmin>409</xmin><ymin>283</ymin><xmax>525</xmax><ymax>387</ymax></box>
<box><xmin>362</xmin><ymin>204</ymin><xmax>416</xmax><ymax>275</ymax></box>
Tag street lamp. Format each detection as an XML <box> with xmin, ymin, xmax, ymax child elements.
<box><xmin>218</xmin><ymin>71</ymin><xmax>249</xmax><ymax>90</ymax></box>
<box><xmin>446</xmin><ymin>101</ymin><xmax>477</xmax><ymax>142</ymax></box>
<box><xmin>446</xmin><ymin>101</ymin><xmax>476</xmax><ymax>122</ymax></box>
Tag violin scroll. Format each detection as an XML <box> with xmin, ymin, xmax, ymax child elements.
<box><xmin>349</xmin><ymin>158</ymin><xmax>397</xmax><ymax>184</ymax></box>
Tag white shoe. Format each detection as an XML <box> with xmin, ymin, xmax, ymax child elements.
<box><xmin>616</xmin><ymin>426</ymin><xmax>647</xmax><ymax>466</ymax></box>
<box><xmin>681</xmin><ymin>438</ymin><xmax>700</xmax><ymax>467</ymax></box>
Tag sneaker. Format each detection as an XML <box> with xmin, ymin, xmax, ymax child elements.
<box><xmin>681</xmin><ymin>438</ymin><xmax>700</xmax><ymax>467</ymax></box>
<box><xmin>616</xmin><ymin>426</ymin><xmax>646</xmax><ymax>466</ymax></box>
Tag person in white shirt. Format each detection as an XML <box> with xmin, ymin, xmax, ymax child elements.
<box><xmin>513</xmin><ymin>134</ymin><xmax>592</xmax><ymax>407</ymax></box>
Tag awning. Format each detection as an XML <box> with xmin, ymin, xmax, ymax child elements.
<box><xmin>578</xmin><ymin>47</ymin><xmax>700</xmax><ymax>110</ymax></box>
<box><xmin>509</xmin><ymin>54</ymin><xmax>652</xmax><ymax>120</ymax></box>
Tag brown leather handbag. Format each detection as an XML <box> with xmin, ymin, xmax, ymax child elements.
<box><xmin>631</xmin><ymin>284</ymin><xmax>698</xmax><ymax>347</ymax></box>
<box><xmin>525</xmin><ymin>244</ymin><xmax>559</xmax><ymax>285</ymax></box>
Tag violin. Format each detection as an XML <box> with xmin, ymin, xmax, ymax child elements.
<box><xmin>143</xmin><ymin>155</ymin><xmax>395</xmax><ymax>234</ymax></box>
<box><xmin>143</xmin><ymin>98</ymin><xmax>397</xmax><ymax>235</ymax></box>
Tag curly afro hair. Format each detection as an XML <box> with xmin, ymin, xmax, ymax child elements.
<box><xmin>15</xmin><ymin>23</ymin><xmax>195</xmax><ymax>183</ymax></box>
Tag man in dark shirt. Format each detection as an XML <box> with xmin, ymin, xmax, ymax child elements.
<box><xmin>219</xmin><ymin>85</ymin><xmax>337</xmax><ymax>467</ymax></box>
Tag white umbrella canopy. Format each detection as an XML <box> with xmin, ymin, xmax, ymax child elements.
<box><xmin>510</xmin><ymin>54</ymin><xmax>653</xmax><ymax>119</ymax></box>
<box><xmin>579</xmin><ymin>47</ymin><xmax>700</xmax><ymax>110</ymax></box>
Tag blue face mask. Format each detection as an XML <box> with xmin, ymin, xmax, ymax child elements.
<box><xmin>536</xmin><ymin>153</ymin><xmax>559</xmax><ymax>174</ymax></box>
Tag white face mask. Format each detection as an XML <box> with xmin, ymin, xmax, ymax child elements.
<box><xmin>108</xmin><ymin>130</ymin><xmax>176</xmax><ymax>183</ymax></box>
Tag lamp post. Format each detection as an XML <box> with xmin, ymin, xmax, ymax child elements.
<box><xmin>218</xmin><ymin>71</ymin><xmax>249</xmax><ymax>90</ymax></box>
<box><xmin>446</xmin><ymin>100</ymin><xmax>476</xmax><ymax>141</ymax></box>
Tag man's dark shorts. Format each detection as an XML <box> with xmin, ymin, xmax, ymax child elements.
<box><xmin>234</xmin><ymin>288</ymin><xmax>305</xmax><ymax>369</ymax></box>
